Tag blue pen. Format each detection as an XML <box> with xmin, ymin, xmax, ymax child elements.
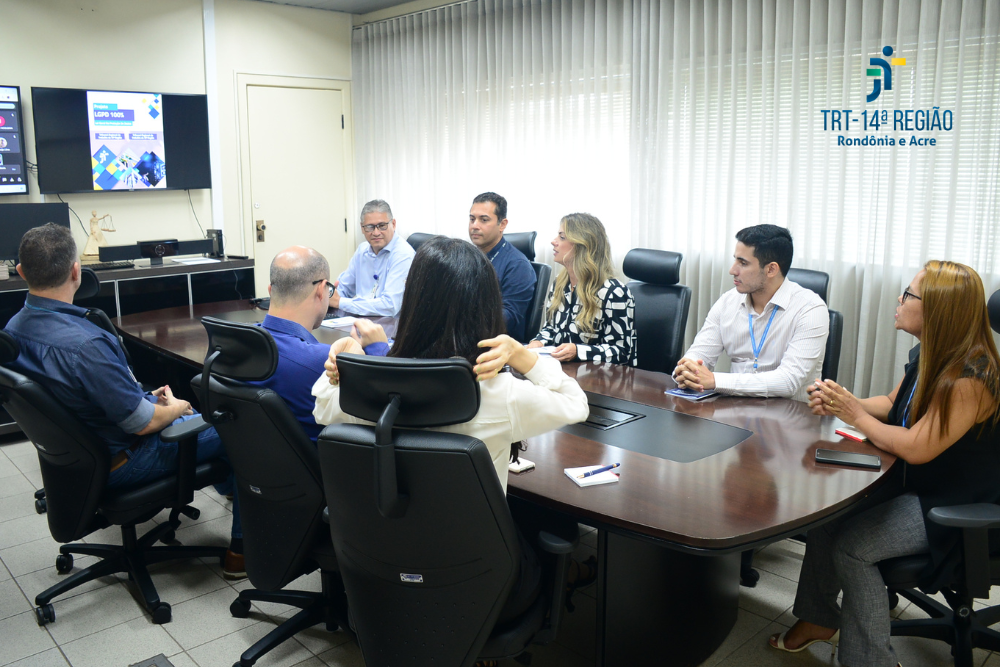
<box><xmin>578</xmin><ymin>463</ymin><xmax>621</xmax><ymax>479</ymax></box>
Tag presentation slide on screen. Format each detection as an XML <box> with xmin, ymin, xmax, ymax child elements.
<box><xmin>87</xmin><ymin>91</ymin><xmax>167</xmax><ymax>191</ymax></box>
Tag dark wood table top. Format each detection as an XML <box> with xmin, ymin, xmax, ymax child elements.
<box><xmin>117</xmin><ymin>300</ymin><xmax>897</xmax><ymax>553</ymax></box>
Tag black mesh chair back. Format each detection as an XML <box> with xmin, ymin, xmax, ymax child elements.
<box><xmin>318</xmin><ymin>355</ymin><xmax>526</xmax><ymax>667</ymax></box>
<box><xmin>623</xmin><ymin>249</ymin><xmax>691</xmax><ymax>373</ymax></box>
<box><xmin>506</xmin><ymin>231</ymin><xmax>536</xmax><ymax>261</ymax></box>
<box><xmin>196</xmin><ymin>317</ymin><xmax>326</xmax><ymax>592</ymax></box>
<box><xmin>0</xmin><ymin>333</ymin><xmax>108</xmax><ymax>544</ymax></box>
<box><xmin>787</xmin><ymin>268</ymin><xmax>842</xmax><ymax>382</ymax></box>
<box><xmin>406</xmin><ymin>232</ymin><xmax>435</xmax><ymax>252</ymax></box>
<box><xmin>524</xmin><ymin>262</ymin><xmax>552</xmax><ymax>342</ymax></box>
<box><xmin>786</xmin><ymin>268</ymin><xmax>830</xmax><ymax>303</ymax></box>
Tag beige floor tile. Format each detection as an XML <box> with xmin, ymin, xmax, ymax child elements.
<box><xmin>555</xmin><ymin>587</ymin><xmax>597</xmax><ymax>660</ymax></box>
<box><xmin>715</xmin><ymin>620</ymin><xmax>837</xmax><ymax>667</ymax></box>
<box><xmin>0</xmin><ymin>440</ymin><xmax>36</xmax><ymax>459</ymax></box>
<box><xmin>754</xmin><ymin>540</ymin><xmax>805</xmax><ymax>582</ymax></box>
<box><xmin>164</xmin><ymin>653</ymin><xmax>200</xmax><ymax>667</ymax></box>
<box><xmin>738</xmin><ymin>567</ymin><xmax>799</xmax><ymax>622</ymax></box>
<box><xmin>0</xmin><ymin>610</ymin><xmax>57</xmax><ymax>666</ymax></box>
<box><xmin>496</xmin><ymin>640</ymin><xmax>590</xmax><ymax>667</ymax></box>
<box><xmin>0</xmin><ymin>455</ymin><xmax>21</xmax><ymax>481</ymax></box>
<box><xmin>171</xmin><ymin>516</ymin><xmax>233</xmax><ymax>552</ymax></box>
<box><xmin>164</xmin><ymin>587</ymin><xmax>262</xmax><ymax>650</ymax></box>
<box><xmin>0</xmin><ymin>538</ymin><xmax>61</xmax><ymax>578</ymax></box>
<box><xmin>59</xmin><ymin>617</ymin><xmax>183</xmax><ymax>667</ymax></box>
<box><xmin>0</xmin><ymin>514</ymin><xmax>51</xmax><ymax>551</ymax></box>
<box><xmin>4</xmin><ymin>647</ymin><xmax>70</xmax><ymax>667</ymax></box>
<box><xmin>45</xmin><ymin>580</ymin><xmax>144</xmax><ymax>645</ymax></box>
<box><xmin>144</xmin><ymin>560</ymin><xmax>230</xmax><ymax>608</ymax></box>
<box><xmin>21</xmin><ymin>471</ymin><xmax>42</xmax><ymax>491</ymax></box>
<box><xmin>0</xmin><ymin>476</ymin><xmax>36</xmax><ymax>501</ymax></box>
<box><xmin>6</xmin><ymin>452</ymin><xmax>39</xmax><ymax>477</ymax></box>
<box><xmin>0</xmin><ymin>578</ymin><xmax>31</xmax><ymax>622</ymax></box>
<box><xmin>289</xmin><ymin>624</ymin><xmax>353</xmax><ymax>657</ymax></box>
<box><xmin>0</xmin><ymin>559</ymin><xmax>10</xmax><ymax>584</ymax></box>
<box><xmin>0</xmin><ymin>492</ymin><xmax>41</xmax><ymax>526</ymax></box>
<box><xmin>186</xmin><ymin>621</ymin><xmax>315</xmax><ymax>667</ymax></box>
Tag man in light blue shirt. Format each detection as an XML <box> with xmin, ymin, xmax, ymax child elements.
<box><xmin>330</xmin><ymin>199</ymin><xmax>415</xmax><ymax>317</ymax></box>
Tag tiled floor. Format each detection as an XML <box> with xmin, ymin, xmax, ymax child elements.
<box><xmin>1</xmin><ymin>434</ymin><xmax>995</xmax><ymax>667</ymax></box>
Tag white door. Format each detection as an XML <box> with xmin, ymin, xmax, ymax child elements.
<box><xmin>241</xmin><ymin>79</ymin><xmax>355</xmax><ymax>296</ymax></box>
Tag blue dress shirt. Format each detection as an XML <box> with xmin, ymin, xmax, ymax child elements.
<box><xmin>337</xmin><ymin>233</ymin><xmax>415</xmax><ymax>317</ymax></box>
<box><xmin>250</xmin><ymin>314</ymin><xmax>331</xmax><ymax>442</ymax></box>
<box><xmin>4</xmin><ymin>294</ymin><xmax>154</xmax><ymax>454</ymax></box>
<box><xmin>487</xmin><ymin>238</ymin><xmax>537</xmax><ymax>342</ymax></box>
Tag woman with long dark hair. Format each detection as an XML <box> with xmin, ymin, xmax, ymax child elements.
<box><xmin>770</xmin><ymin>260</ymin><xmax>1000</xmax><ymax>667</ymax></box>
<box><xmin>527</xmin><ymin>213</ymin><xmax>636</xmax><ymax>365</ymax></box>
<box><xmin>312</xmin><ymin>236</ymin><xmax>589</xmax><ymax>491</ymax></box>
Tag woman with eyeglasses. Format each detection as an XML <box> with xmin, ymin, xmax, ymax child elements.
<box><xmin>769</xmin><ymin>261</ymin><xmax>1000</xmax><ymax>667</ymax></box>
<box><xmin>527</xmin><ymin>213</ymin><xmax>636</xmax><ymax>365</ymax></box>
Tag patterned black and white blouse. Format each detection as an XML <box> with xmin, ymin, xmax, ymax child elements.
<box><xmin>533</xmin><ymin>278</ymin><xmax>636</xmax><ymax>366</ymax></box>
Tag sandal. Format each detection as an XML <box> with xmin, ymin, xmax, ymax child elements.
<box><xmin>769</xmin><ymin>628</ymin><xmax>839</xmax><ymax>656</ymax></box>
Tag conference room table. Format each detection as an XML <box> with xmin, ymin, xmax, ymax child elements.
<box><xmin>116</xmin><ymin>300</ymin><xmax>899</xmax><ymax>667</ymax></box>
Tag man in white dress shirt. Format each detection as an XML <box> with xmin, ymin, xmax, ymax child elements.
<box><xmin>673</xmin><ymin>224</ymin><xmax>829</xmax><ymax>401</ymax></box>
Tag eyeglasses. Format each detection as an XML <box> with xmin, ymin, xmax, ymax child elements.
<box><xmin>361</xmin><ymin>221</ymin><xmax>391</xmax><ymax>234</ymax></box>
<box><xmin>312</xmin><ymin>279</ymin><xmax>335</xmax><ymax>299</ymax></box>
<box><xmin>901</xmin><ymin>287</ymin><xmax>922</xmax><ymax>303</ymax></box>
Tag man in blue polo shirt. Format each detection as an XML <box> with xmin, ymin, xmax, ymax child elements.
<box><xmin>469</xmin><ymin>192</ymin><xmax>536</xmax><ymax>342</ymax></box>
<box><xmin>254</xmin><ymin>246</ymin><xmax>339</xmax><ymax>441</ymax></box>
<box><xmin>4</xmin><ymin>224</ymin><xmax>245</xmax><ymax>577</ymax></box>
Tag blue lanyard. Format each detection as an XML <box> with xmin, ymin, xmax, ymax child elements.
<box><xmin>901</xmin><ymin>380</ymin><xmax>918</xmax><ymax>427</ymax></box>
<box><xmin>749</xmin><ymin>307</ymin><xmax>778</xmax><ymax>372</ymax></box>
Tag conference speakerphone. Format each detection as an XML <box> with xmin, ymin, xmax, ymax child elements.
<box><xmin>561</xmin><ymin>392</ymin><xmax>752</xmax><ymax>463</ymax></box>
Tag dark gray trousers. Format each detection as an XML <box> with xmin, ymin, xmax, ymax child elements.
<box><xmin>793</xmin><ymin>492</ymin><xmax>929</xmax><ymax>667</ymax></box>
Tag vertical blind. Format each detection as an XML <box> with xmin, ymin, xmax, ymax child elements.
<box><xmin>353</xmin><ymin>0</ymin><xmax>1000</xmax><ymax>396</ymax></box>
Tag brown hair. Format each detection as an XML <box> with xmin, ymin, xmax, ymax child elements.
<box><xmin>912</xmin><ymin>260</ymin><xmax>1000</xmax><ymax>435</ymax></box>
<box><xmin>546</xmin><ymin>213</ymin><xmax>615</xmax><ymax>335</ymax></box>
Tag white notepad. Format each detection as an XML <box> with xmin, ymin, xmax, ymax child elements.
<box><xmin>321</xmin><ymin>316</ymin><xmax>357</xmax><ymax>330</ymax></box>
<box><xmin>564</xmin><ymin>465</ymin><xmax>620</xmax><ymax>488</ymax></box>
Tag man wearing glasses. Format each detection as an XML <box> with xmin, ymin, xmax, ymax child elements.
<box><xmin>253</xmin><ymin>246</ymin><xmax>378</xmax><ymax>442</ymax></box>
<box><xmin>329</xmin><ymin>199</ymin><xmax>415</xmax><ymax>317</ymax></box>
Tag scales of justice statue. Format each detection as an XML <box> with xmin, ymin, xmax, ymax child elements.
<box><xmin>80</xmin><ymin>210</ymin><xmax>116</xmax><ymax>263</ymax></box>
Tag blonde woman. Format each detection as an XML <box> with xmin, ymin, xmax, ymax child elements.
<box><xmin>527</xmin><ymin>213</ymin><xmax>636</xmax><ymax>365</ymax></box>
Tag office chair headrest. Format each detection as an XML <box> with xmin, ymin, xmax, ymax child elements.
<box><xmin>201</xmin><ymin>316</ymin><xmax>279</xmax><ymax>382</ymax></box>
<box><xmin>0</xmin><ymin>331</ymin><xmax>19</xmax><ymax>364</ymax></box>
<box><xmin>74</xmin><ymin>267</ymin><xmax>100</xmax><ymax>302</ymax></box>
<box><xmin>336</xmin><ymin>354</ymin><xmax>481</xmax><ymax>427</ymax></box>
<box><xmin>623</xmin><ymin>248</ymin><xmax>682</xmax><ymax>286</ymax></box>
<box><xmin>989</xmin><ymin>289</ymin><xmax>1000</xmax><ymax>335</ymax></box>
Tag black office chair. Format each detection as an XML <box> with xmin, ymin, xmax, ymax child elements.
<box><xmin>622</xmin><ymin>248</ymin><xmax>692</xmax><ymax>374</ymax></box>
<box><xmin>506</xmin><ymin>231</ymin><xmax>537</xmax><ymax>261</ymax></box>
<box><xmin>786</xmin><ymin>267</ymin><xmax>843</xmax><ymax>383</ymax></box>
<box><xmin>193</xmin><ymin>317</ymin><xmax>348</xmax><ymax>667</ymax></box>
<box><xmin>406</xmin><ymin>232</ymin><xmax>435</xmax><ymax>252</ymax></box>
<box><xmin>317</xmin><ymin>354</ymin><xmax>575</xmax><ymax>667</ymax></box>
<box><xmin>523</xmin><ymin>262</ymin><xmax>552</xmax><ymax>343</ymax></box>
<box><xmin>874</xmin><ymin>289</ymin><xmax>1000</xmax><ymax>666</ymax></box>
<box><xmin>0</xmin><ymin>331</ymin><xmax>229</xmax><ymax>626</ymax></box>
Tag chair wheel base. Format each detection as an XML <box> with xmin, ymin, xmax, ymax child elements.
<box><xmin>34</xmin><ymin>498</ymin><xmax>47</xmax><ymax>514</ymax></box>
<box><xmin>160</xmin><ymin>529</ymin><xmax>176</xmax><ymax>544</ymax></box>
<box><xmin>34</xmin><ymin>604</ymin><xmax>55</xmax><ymax>626</ymax></box>
<box><xmin>740</xmin><ymin>568</ymin><xmax>760</xmax><ymax>588</ymax></box>
<box><xmin>55</xmin><ymin>554</ymin><xmax>74</xmax><ymax>574</ymax></box>
<box><xmin>230</xmin><ymin>598</ymin><xmax>252</xmax><ymax>618</ymax></box>
<box><xmin>151</xmin><ymin>602</ymin><xmax>171</xmax><ymax>624</ymax></box>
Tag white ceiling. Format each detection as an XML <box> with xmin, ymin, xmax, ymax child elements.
<box><xmin>251</xmin><ymin>0</ymin><xmax>418</xmax><ymax>14</ymax></box>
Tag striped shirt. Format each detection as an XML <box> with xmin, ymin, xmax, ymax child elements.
<box><xmin>680</xmin><ymin>277</ymin><xmax>829</xmax><ymax>401</ymax></box>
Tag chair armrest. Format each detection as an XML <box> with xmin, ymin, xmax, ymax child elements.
<box><xmin>928</xmin><ymin>503</ymin><xmax>1000</xmax><ymax>599</ymax></box>
<box><xmin>160</xmin><ymin>415</ymin><xmax>209</xmax><ymax>509</ymax></box>
<box><xmin>537</xmin><ymin>530</ymin><xmax>577</xmax><ymax>555</ymax></box>
<box><xmin>160</xmin><ymin>415</ymin><xmax>211</xmax><ymax>442</ymax></box>
<box><xmin>928</xmin><ymin>504</ymin><xmax>1000</xmax><ymax>529</ymax></box>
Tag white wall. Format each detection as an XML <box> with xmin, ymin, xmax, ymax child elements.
<box><xmin>6</xmin><ymin>0</ymin><xmax>352</xmax><ymax>256</ymax></box>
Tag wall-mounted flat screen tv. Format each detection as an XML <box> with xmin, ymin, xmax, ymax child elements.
<box><xmin>31</xmin><ymin>87</ymin><xmax>211</xmax><ymax>194</ymax></box>
<box><xmin>0</xmin><ymin>85</ymin><xmax>29</xmax><ymax>196</ymax></box>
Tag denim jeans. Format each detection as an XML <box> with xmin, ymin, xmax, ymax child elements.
<box><xmin>107</xmin><ymin>414</ymin><xmax>241</xmax><ymax>540</ymax></box>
